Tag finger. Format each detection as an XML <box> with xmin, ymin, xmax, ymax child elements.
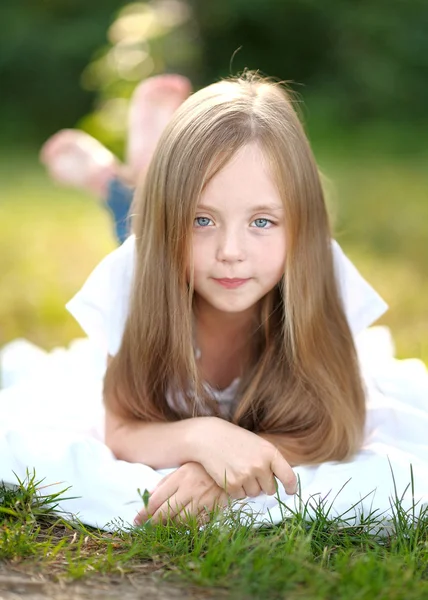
<box><xmin>197</xmin><ymin>510</ymin><xmax>211</xmax><ymax>527</ymax></box>
<box><xmin>151</xmin><ymin>471</ymin><xmax>175</xmax><ymax>493</ymax></box>
<box><xmin>172</xmin><ymin>501</ymin><xmax>211</xmax><ymax>527</ymax></box>
<box><xmin>134</xmin><ymin>493</ymin><xmax>169</xmax><ymax>526</ymax></box>
<box><xmin>135</xmin><ymin>480</ymin><xmax>179</xmax><ymax>524</ymax></box>
<box><xmin>242</xmin><ymin>480</ymin><xmax>263</xmax><ymax>498</ymax></box>
<box><xmin>134</xmin><ymin>508</ymin><xmax>147</xmax><ymax>526</ymax></box>
<box><xmin>198</xmin><ymin>489</ymin><xmax>229</xmax><ymax>514</ymax></box>
<box><xmin>173</xmin><ymin>486</ymin><xmax>225</xmax><ymax>525</ymax></box>
<box><xmin>173</xmin><ymin>501</ymin><xmax>198</xmax><ymax>525</ymax></box>
<box><xmin>228</xmin><ymin>487</ymin><xmax>248</xmax><ymax>500</ymax></box>
<box><xmin>151</xmin><ymin>494</ymin><xmax>190</xmax><ymax>525</ymax></box>
<box><xmin>256</xmin><ymin>472</ymin><xmax>277</xmax><ymax>496</ymax></box>
<box><xmin>193</xmin><ymin>492</ymin><xmax>229</xmax><ymax>525</ymax></box>
<box><xmin>196</xmin><ymin>503</ymin><xmax>218</xmax><ymax>526</ymax></box>
<box><xmin>271</xmin><ymin>451</ymin><xmax>297</xmax><ymax>495</ymax></box>
<box><xmin>220</xmin><ymin>478</ymin><xmax>247</xmax><ymax>499</ymax></box>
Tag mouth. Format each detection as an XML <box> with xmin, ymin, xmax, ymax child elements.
<box><xmin>213</xmin><ymin>278</ymin><xmax>250</xmax><ymax>289</ymax></box>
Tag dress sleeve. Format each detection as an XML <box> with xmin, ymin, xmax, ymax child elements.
<box><xmin>332</xmin><ymin>240</ymin><xmax>388</xmax><ymax>336</ymax></box>
<box><xmin>66</xmin><ymin>236</ymin><xmax>136</xmax><ymax>356</ymax></box>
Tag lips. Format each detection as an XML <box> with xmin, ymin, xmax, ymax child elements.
<box><xmin>214</xmin><ymin>278</ymin><xmax>250</xmax><ymax>289</ymax></box>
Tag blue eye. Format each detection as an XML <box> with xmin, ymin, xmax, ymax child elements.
<box><xmin>194</xmin><ymin>217</ymin><xmax>213</xmax><ymax>227</ymax></box>
<box><xmin>252</xmin><ymin>218</ymin><xmax>272</xmax><ymax>228</ymax></box>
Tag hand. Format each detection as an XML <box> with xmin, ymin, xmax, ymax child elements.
<box><xmin>134</xmin><ymin>462</ymin><xmax>229</xmax><ymax>526</ymax></box>
<box><xmin>191</xmin><ymin>418</ymin><xmax>297</xmax><ymax>499</ymax></box>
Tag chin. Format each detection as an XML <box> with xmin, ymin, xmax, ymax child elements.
<box><xmin>194</xmin><ymin>287</ymin><xmax>261</xmax><ymax>314</ymax></box>
<box><xmin>210</xmin><ymin>299</ymin><xmax>257</xmax><ymax>314</ymax></box>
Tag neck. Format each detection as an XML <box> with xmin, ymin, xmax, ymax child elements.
<box><xmin>193</xmin><ymin>296</ymin><xmax>258</xmax><ymax>343</ymax></box>
<box><xmin>192</xmin><ymin>296</ymin><xmax>259</xmax><ymax>387</ymax></box>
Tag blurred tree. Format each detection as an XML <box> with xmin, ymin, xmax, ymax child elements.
<box><xmin>190</xmin><ymin>0</ymin><xmax>428</xmax><ymax>124</ymax></box>
<box><xmin>78</xmin><ymin>0</ymin><xmax>200</xmax><ymax>155</ymax></box>
<box><xmin>1</xmin><ymin>0</ymin><xmax>428</xmax><ymax>143</ymax></box>
<box><xmin>77</xmin><ymin>0</ymin><xmax>428</xmax><ymax>150</ymax></box>
<box><xmin>0</xmin><ymin>0</ymin><xmax>127</xmax><ymax>141</ymax></box>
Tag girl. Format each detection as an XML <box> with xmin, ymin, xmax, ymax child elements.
<box><xmin>66</xmin><ymin>72</ymin><xmax>387</xmax><ymax>525</ymax></box>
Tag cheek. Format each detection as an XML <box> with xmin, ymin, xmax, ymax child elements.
<box><xmin>273</xmin><ymin>263</ymin><xmax>285</xmax><ymax>286</ymax></box>
<box><xmin>267</xmin><ymin>242</ymin><xmax>286</xmax><ymax>286</ymax></box>
<box><xmin>258</xmin><ymin>235</ymin><xmax>286</xmax><ymax>268</ymax></box>
<box><xmin>266</xmin><ymin>257</ymin><xmax>285</xmax><ymax>286</ymax></box>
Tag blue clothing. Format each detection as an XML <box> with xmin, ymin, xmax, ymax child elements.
<box><xmin>105</xmin><ymin>178</ymin><xmax>133</xmax><ymax>244</ymax></box>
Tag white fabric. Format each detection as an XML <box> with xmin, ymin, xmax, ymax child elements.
<box><xmin>0</xmin><ymin>327</ymin><xmax>427</xmax><ymax>531</ymax></box>
<box><xmin>5</xmin><ymin>242</ymin><xmax>423</xmax><ymax>532</ymax></box>
<box><xmin>66</xmin><ymin>236</ymin><xmax>136</xmax><ymax>357</ymax></box>
<box><xmin>66</xmin><ymin>236</ymin><xmax>388</xmax><ymax>357</ymax></box>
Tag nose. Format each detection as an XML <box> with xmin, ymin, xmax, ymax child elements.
<box><xmin>216</xmin><ymin>226</ymin><xmax>246</xmax><ymax>263</ymax></box>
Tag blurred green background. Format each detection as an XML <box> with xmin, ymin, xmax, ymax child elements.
<box><xmin>1</xmin><ymin>0</ymin><xmax>427</xmax><ymax>361</ymax></box>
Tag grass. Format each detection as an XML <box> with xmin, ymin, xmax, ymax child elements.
<box><xmin>1</xmin><ymin>470</ymin><xmax>428</xmax><ymax>598</ymax></box>
<box><xmin>0</xmin><ymin>149</ymin><xmax>116</xmax><ymax>349</ymax></box>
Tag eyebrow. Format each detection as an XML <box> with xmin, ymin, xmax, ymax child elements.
<box><xmin>197</xmin><ymin>203</ymin><xmax>284</xmax><ymax>212</ymax></box>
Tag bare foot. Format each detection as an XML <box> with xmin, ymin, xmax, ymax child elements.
<box><xmin>126</xmin><ymin>74</ymin><xmax>192</xmax><ymax>179</ymax></box>
<box><xmin>40</xmin><ymin>130</ymin><xmax>120</xmax><ymax>198</ymax></box>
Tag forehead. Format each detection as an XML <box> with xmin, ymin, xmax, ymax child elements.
<box><xmin>199</xmin><ymin>143</ymin><xmax>282</xmax><ymax>210</ymax></box>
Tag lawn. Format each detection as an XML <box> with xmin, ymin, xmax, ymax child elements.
<box><xmin>1</xmin><ymin>470</ymin><xmax>428</xmax><ymax>599</ymax></box>
<box><xmin>1</xmin><ymin>140</ymin><xmax>428</xmax><ymax>597</ymax></box>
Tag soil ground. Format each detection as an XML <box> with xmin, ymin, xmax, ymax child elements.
<box><xmin>0</xmin><ymin>563</ymin><xmax>229</xmax><ymax>600</ymax></box>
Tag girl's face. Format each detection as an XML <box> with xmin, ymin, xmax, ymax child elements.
<box><xmin>191</xmin><ymin>142</ymin><xmax>286</xmax><ymax>316</ymax></box>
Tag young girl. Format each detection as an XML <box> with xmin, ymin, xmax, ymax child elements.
<box><xmin>66</xmin><ymin>72</ymin><xmax>387</xmax><ymax>526</ymax></box>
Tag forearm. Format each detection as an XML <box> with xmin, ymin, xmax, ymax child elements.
<box><xmin>107</xmin><ymin>410</ymin><xmax>300</xmax><ymax>475</ymax></box>
<box><xmin>106</xmin><ymin>416</ymin><xmax>211</xmax><ymax>468</ymax></box>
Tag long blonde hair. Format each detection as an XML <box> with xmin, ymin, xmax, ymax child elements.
<box><xmin>104</xmin><ymin>71</ymin><xmax>365</xmax><ymax>464</ymax></box>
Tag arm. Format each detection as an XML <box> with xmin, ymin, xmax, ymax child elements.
<box><xmin>105</xmin><ymin>408</ymin><xmax>207</xmax><ymax>468</ymax></box>
<box><xmin>106</xmin><ymin>410</ymin><xmax>296</xmax><ymax>497</ymax></box>
<box><xmin>104</xmin><ymin>354</ymin><xmax>206</xmax><ymax>467</ymax></box>
<box><xmin>257</xmin><ymin>433</ymin><xmax>303</xmax><ymax>468</ymax></box>
<box><xmin>104</xmin><ymin>355</ymin><xmax>296</xmax><ymax>496</ymax></box>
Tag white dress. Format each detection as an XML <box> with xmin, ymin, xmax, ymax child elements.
<box><xmin>1</xmin><ymin>237</ymin><xmax>427</xmax><ymax>531</ymax></box>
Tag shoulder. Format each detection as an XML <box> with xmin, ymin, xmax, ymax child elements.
<box><xmin>331</xmin><ymin>240</ymin><xmax>388</xmax><ymax>336</ymax></box>
<box><xmin>66</xmin><ymin>236</ymin><xmax>136</xmax><ymax>356</ymax></box>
